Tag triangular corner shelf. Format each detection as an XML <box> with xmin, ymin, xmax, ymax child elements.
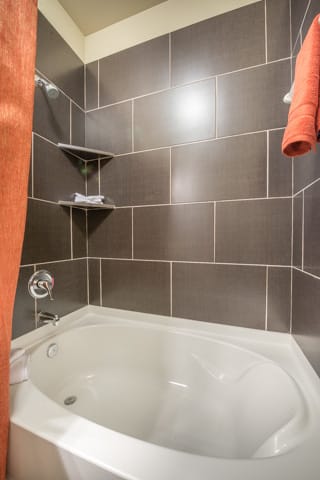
<box><xmin>58</xmin><ymin>143</ymin><xmax>114</xmax><ymax>162</ymax></box>
<box><xmin>58</xmin><ymin>201</ymin><xmax>116</xmax><ymax>210</ymax></box>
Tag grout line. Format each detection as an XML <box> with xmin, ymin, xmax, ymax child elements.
<box><xmin>168</xmin><ymin>33</ymin><xmax>172</xmax><ymax>88</ymax></box>
<box><xmin>33</xmin><ymin>131</ymin><xmax>57</xmax><ymax>147</ymax></box>
<box><xmin>27</xmin><ymin>196</ymin><xmax>57</xmax><ymax>205</ymax></box>
<box><xmin>115</xmin><ymin>196</ymin><xmax>292</xmax><ymax>209</ymax></box>
<box><xmin>264</xmin><ymin>0</ymin><xmax>268</xmax><ymax>63</ymax></box>
<box><xmin>170</xmin><ymin>261</ymin><xmax>173</xmax><ymax>316</ymax></box>
<box><xmin>99</xmin><ymin>258</ymin><xmax>102</xmax><ymax>306</ymax></box>
<box><xmin>31</xmin><ymin>132</ymin><xmax>34</xmax><ymax>198</ymax></box>
<box><xmin>70</xmin><ymin>207</ymin><xmax>73</xmax><ymax>259</ymax></box>
<box><xmin>293</xmin><ymin>175</ymin><xmax>320</xmax><ymax>197</ymax></box>
<box><xmin>22</xmin><ymin>257</ymin><xmax>88</xmax><ymax>268</ymax></box>
<box><xmin>34</xmin><ymin>296</ymin><xmax>37</xmax><ymax>327</ymax></box>
<box><xmin>98</xmin><ymin>158</ymin><xmax>101</xmax><ymax>196</ymax></box>
<box><xmin>266</xmin><ymin>130</ymin><xmax>269</xmax><ymax>197</ymax></box>
<box><xmin>84</xmin><ymin>64</ymin><xmax>87</xmax><ymax>111</ymax></box>
<box><xmin>213</xmin><ymin>202</ymin><xmax>216</xmax><ymax>262</ymax></box>
<box><xmin>131</xmin><ymin>100</ymin><xmax>134</xmax><ymax>152</ymax></box>
<box><xmin>33</xmin><ymin>264</ymin><xmax>37</xmax><ymax>324</ymax></box>
<box><xmin>302</xmin><ymin>191</ymin><xmax>305</xmax><ymax>270</ymax></box>
<box><xmin>131</xmin><ymin>208</ymin><xmax>134</xmax><ymax>259</ymax></box>
<box><xmin>85</xmin><ymin>57</ymin><xmax>291</xmax><ymax>113</ymax></box>
<box><xmin>291</xmin><ymin>0</ymin><xmax>310</xmax><ymax>55</ymax></box>
<box><xmin>215</xmin><ymin>77</ymin><xmax>218</xmax><ymax>138</ymax></box>
<box><xmin>69</xmin><ymin>100</ymin><xmax>72</xmax><ymax>143</ymax></box>
<box><xmin>86</xmin><ymin>257</ymin><xmax>90</xmax><ymax>305</ymax></box>
<box><xmin>291</xmin><ymin>157</ymin><xmax>294</xmax><ymax>197</ymax></box>
<box><xmin>293</xmin><ymin>266</ymin><xmax>320</xmax><ymax>281</ymax></box>
<box><xmin>85</xmin><ymin>163</ymin><xmax>88</xmax><ymax>196</ymax></box>
<box><xmin>169</xmin><ymin>147</ymin><xmax>172</xmax><ymax>204</ymax></box>
<box><xmin>86</xmin><ymin>210</ymin><xmax>89</xmax><ymax>257</ymax></box>
<box><xmin>289</xmin><ymin>0</ymin><xmax>292</xmax><ymax>56</ymax></box>
<box><xmin>85</xmin><ymin>257</ymin><xmax>292</xmax><ymax>268</ymax></box>
<box><xmin>265</xmin><ymin>266</ymin><xmax>268</xmax><ymax>330</ymax></box>
<box><xmin>112</xmin><ymin>127</ymin><xmax>286</xmax><ymax>157</ymax></box>
<box><xmin>98</xmin><ymin>60</ymin><xmax>100</xmax><ymax>108</ymax></box>
<box><xmin>290</xmin><ymin>267</ymin><xmax>293</xmax><ymax>333</ymax></box>
<box><xmin>290</xmin><ymin>196</ymin><xmax>293</xmax><ymax>268</ymax></box>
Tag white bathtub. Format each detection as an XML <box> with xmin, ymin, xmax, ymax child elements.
<box><xmin>8</xmin><ymin>306</ymin><xmax>320</xmax><ymax>479</ymax></box>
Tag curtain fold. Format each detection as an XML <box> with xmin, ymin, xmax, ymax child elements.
<box><xmin>0</xmin><ymin>1</ymin><xmax>37</xmax><ymax>478</ymax></box>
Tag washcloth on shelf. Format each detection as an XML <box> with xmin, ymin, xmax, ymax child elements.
<box><xmin>282</xmin><ymin>14</ymin><xmax>320</xmax><ymax>157</ymax></box>
<box><xmin>10</xmin><ymin>348</ymin><xmax>29</xmax><ymax>385</ymax></box>
<box><xmin>73</xmin><ymin>193</ymin><xmax>105</xmax><ymax>205</ymax></box>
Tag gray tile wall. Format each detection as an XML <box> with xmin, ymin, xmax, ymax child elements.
<box><xmin>16</xmin><ymin>1</ymin><xmax>319</xmax><ymax>348</ymax></box>
<box><xmin>290</xmin><ymin>0</ymin><xmax>320</xmax><ymax>375</ymax></box>
<box><xmin>85</xmin><ymin>0</ymin><xmax>293</xmax><ymax>333</ymax></box>
<box><xmin>12</xmin><ymin>13</ymin><xmax>87</xmax><ymax>338</ymax></box>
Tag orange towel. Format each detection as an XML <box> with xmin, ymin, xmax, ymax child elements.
<box><xmin>282</xmin><ymin>15</ymin><xmax>320</xmax><ymax>157</ymax></box>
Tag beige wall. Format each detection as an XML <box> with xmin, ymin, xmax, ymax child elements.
<box><xmin>39</xmin><ymin>0</ymin><xmax>258</xmax><ymax>64</ymax></box>
<box><xmin>38</xmin><ymin>0</ymin><xmax>85</xmax><ymax>60</ymax></box>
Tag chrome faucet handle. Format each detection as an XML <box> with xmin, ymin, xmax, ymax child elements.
<box><xmin>28</xmin><ymin>270</ymin><xmax>55</xmax><ymax>300</ymax></box>
<box><xmin>37</xmin><ymin>280</ymin><xmax>54</xmax><ymax>300</ymax></box>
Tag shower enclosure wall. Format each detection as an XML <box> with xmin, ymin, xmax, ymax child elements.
<box><xmin>12</xmin><ymin>0</ymin><xmax>320</xmax><ymax>377</ymax></box>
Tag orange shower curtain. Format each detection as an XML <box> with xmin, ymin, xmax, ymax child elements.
<box><xmin>0</xmin><ymin>1</ymin><xmax>37</xmax><ymax>478</ymax></box>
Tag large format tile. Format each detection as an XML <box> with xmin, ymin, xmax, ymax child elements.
<box><xmin>36</xmin><ymin>259</ymin><xmax>87</xmax><ymax>317</ymax></box>
<box><xmin>72</xmin><ymin>208</ymin><xmax>87</xmax><ymax>258</ymax></box>
<box><xmin>172</xmin><ymin>263</ymin><xmax>266</xmax><ymax>329</ymax></box>
<box><xmin>12</xmin><ymin>267</ymin><xmax>36</xmax><ymax>339</ymax></box>
<box><xmin>22</xmin><ymin>199</ymin><xmax>71</xmax><ymax>265</ymax></box>
<box><xmin>171</xmin><ymin>133</ymin><xmax>267</xmax><ymax>203</ymax></box>
<box><xmin>267</xmin><ymin>267</ymin><xmax>291</xmax><ymax>332</ymax></box>
<box><xmin>217</xmin><ymin>60</ymin><xmax>290</xmax><ymax>137</ymax></box>
<box><xmin>88</xmin><ymin>208</ymin><xmax>132</xmax><ymax>258</ymax></box>
<box><xmin>293</xmin><ymin>194</ymin><xmax>303</xmax><ymax>268</ymax></box>
<box><xmin>36</xmin><ymin>13</ymin><xmax>84</xmax><ymax>107</ymax></box>
<box><xmin>100</xmin><ymin>149</ymin><xmax>170</xmax><ymax>206</ymax></box>
<box><xmin>293</xmin><ymin>145</ymin><xmax>320</xmax><ymax>193</ymax></box>
<box><xmin>266</xmin><ymin>0</ymin><xmax>291</xmax><ymax>62</ymax></box>
<box><xmin>33</xmin><ymin>135</ymin><xmax>85</xmax><ymax>202</ymax></box>
<box><xmin>85</xmin><ymin>61</ymin><xmax>98</xmax><ymax>110</ymax></box>
<box><xmin>303</xmin><ymin>181</ymin><xmax>320</xmax><ymax>277</ymax></box>
<box><xmin>33</xmin><ymin>86</ymin><xmax>70</xmax><ymax>144</ymax></box>
<box><xmin>292</xmin><ymin>269</ymin><xmax>320</xmax><ymax>376</ymax></box>
<box><xmin>215</xmin><ymin>198</ymin><xmax>292</xmax><ymax>265</ymax></box>
<box><xmin>291</xmin><ymin>0</ymin><xmax>309</xmax><ymax>47</ymax></box>
<box><xmin>85</xmin><ymin>101</ymin><xmax>132</xmax><ymax>154</ymax></box>
<box><xmin>134</xmin><ymin>204</ymin><xmax>214</xmax><ymax>261</ymax></box>
<box><xmin>101</xmin><ymin>260</ymin><xmax>170</xmax><ymax>315</ymax></box>
<box><xmin>268</xmin><ymin>129</ymin><xmax>292</xmax><ymax>197</ymax></box>
<box><xmin>134</xmin><ymin>80</ymin><xmax>215</xmax><ymax>150</ymax></box>
<box><xmin>88</xmin><ymin>259</ymin><xmax>100</xmax><ymax>306</ymax></box>
<box><xmin>171</xmin><ymin>2</ymin><xmax>264</xmax><ymax>86</ymax></box>
<box><xmin>99</xmin><ymin>35</ymin><xmax>169</xmax><ymax>106</ymax></box>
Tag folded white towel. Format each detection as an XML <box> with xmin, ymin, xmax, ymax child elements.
<box><xmin>73</xmin><ymin>193</ymin><xmax>105</xmax><ymax>205</ymax></box>
<box><xmin>10</xmin><ymin>348</ymin><xmax>29</xmax><ymax>385</ymax></box>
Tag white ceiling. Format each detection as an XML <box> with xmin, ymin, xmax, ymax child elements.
<box><xmin>58</xmin><ymin>0</ymin><xmax>167</xmax><ymax>35</ymax></box>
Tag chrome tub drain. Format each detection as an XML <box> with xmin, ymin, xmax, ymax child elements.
<box><xmin>64</xmin><ymin>395</ymin><xmax>77</xmax><ymax>406</ymax></box>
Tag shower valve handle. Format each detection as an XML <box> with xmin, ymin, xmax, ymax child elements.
<box><xmin>28</xmin><ymin>270</ymin><xmax>55</xmax><ymax>300</ymax></box>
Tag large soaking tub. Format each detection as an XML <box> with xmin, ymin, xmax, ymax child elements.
<box><xmin>8</xmin><ymin>306</ymin><xmax>320</xmax><ymax>479</ymax></box>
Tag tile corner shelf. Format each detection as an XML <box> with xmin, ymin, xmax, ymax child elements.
<box><xmin>58</xmin><ymin>143</ymin><xmax>114</xmax><ymax>162</ymax></box>
<box><xmin>58</xmin><ymin>201</ymin><xmax>116</xmax><ymax>210</ymax></box>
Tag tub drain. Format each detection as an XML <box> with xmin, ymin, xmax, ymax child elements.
<box><xmin>64</xmin><ymin>395</ymin><xmax>77</xmax><ymax>406</ymax></box>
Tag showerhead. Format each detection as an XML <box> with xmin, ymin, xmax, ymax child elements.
<box><xmin>35</xmin><ymin>74</ymin><xmax>59</xmax><ymax>99</ymax></box>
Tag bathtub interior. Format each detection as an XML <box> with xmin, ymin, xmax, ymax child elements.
<box><xmin>28</xmin><ymin>324</ymin><xmax>309</xmax><ymax>460</ymax></box>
